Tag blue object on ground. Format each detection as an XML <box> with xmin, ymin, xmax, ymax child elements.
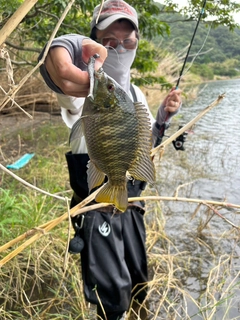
<box><xmin>6</xmin><ymin>153</ymin><xmax>35</xmax><ymax>170</ymax></box>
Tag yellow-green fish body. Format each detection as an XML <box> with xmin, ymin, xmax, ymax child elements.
<box><xmin>70</xmin><ymin>55</ymin><xmax>155</xmax><ymax>212</ymax></box>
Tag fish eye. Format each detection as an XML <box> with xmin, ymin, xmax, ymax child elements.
<box><xmin>107</xmin><ymin>84</ymin><xmax>115</xmax><ymax>92</ymax></box>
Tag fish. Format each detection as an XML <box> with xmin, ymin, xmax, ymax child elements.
<box><xmin>70</xmin><ymin>54</ymin><xmax>155</xmax><ymax>212</ymax></box>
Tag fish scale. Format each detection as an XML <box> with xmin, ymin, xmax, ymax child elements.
<box><xmin>70</xmin><ymin>54</ymin><xmax>155</xmax><ymax>212</ymax></box>
<box><xmin>84</xmin><ymin>109</ymin><xmax>138</xmax><ymax>171</ymax></box>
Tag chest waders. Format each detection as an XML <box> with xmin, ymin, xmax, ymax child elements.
<box><xmin>66</xmin><ymin>85</ymin><xmax>149</xmax><ymax>320</ymax></box>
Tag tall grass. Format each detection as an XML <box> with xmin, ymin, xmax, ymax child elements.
<box><xmin>0</xmin><ymin>117</ymin><xmax>240</xmax><ymax>319</ymax></box>
<box><xmin>1</xmin><ymin>47</ymin><xmax>240</xmax><ymax>318</ymax></box>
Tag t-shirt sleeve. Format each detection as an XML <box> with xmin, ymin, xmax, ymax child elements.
<box><xmin>38</xmin><ymin>34</ymin><xmax>89</xmax><ymax>93</ymax></box>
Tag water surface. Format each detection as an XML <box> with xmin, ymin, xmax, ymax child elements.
<box><xmin>154</xmin><ymin>79</ymin><xmax>240</xmax><ymax>319</ymax></box>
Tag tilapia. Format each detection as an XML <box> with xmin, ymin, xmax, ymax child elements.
<box><xmin>70</xmin><ymin>54</ymin><xmax>155</xmax><ymax>212</ymax></box>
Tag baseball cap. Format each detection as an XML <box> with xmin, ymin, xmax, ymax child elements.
<box><xmin>91</xmin><ymin>0</ymin><xmax>139</xmax><ymax>32</ymax></box>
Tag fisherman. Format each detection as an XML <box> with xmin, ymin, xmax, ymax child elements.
<box><xmin>39</xmin><ymin>1</ymin><xmax>182</xmax><ymax>319</ymax></box>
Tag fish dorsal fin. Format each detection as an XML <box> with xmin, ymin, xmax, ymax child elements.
<box><xmin>128</xmin><ymin>102</ymin><xmax>155</xmax><ymax>184</ymax></box>
<box><xmin>87</xmin><ymin>160</ymin><xmax>106</xmax><ymax>192</ymax></box>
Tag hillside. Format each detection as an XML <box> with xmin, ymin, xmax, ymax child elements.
<box><xmin>153</xmin><ymin>14</ymin><xmax>240</xmax><ymax>79</ymax></box>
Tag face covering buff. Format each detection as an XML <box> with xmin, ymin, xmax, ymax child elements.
<box><xmin>102</xmin><ymin>47</ymin><xmax>136</xmax><ymax>93</ymax></box>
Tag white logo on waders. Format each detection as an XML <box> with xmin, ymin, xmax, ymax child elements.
<box><xmin>98</xmin><ymin>221</ymin><xmax>111</xmax><ymax>237</ymax></box>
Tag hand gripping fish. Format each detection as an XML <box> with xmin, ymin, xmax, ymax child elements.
<box><xmin>70</xmin><ymin>54</ymin><xmax>155</xmax><ymax>212</ymax></box>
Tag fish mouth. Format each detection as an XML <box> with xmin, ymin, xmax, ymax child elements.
<box><xmin>88</xmin><ymin>67</ymin><xmax>107</xmax><ymax>101</ymax></box>
<box><xmin>87</xmin><ymin>54</ymin><xmax>106</xmax><ymax>101</ymax></box>
<box><xmin>95</xmin><ymin>67</ymin><xmax>106</xmax><ymax>81</ymax></box>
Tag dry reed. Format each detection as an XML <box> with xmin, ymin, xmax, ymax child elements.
<box><xmin>1</xmin><ymin>2</ymin><xmax>240</xmax><ymax>319</ymax></box>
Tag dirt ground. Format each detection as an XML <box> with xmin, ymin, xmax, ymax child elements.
<box><xmin>0</xmin><ymin>110</ymin><xmax>61</xmax><ymax>135</ymax></box>
<box><xmin>0</xmin><ymin>111</ymin><xmax>63</xmax><ymax>165</ymax></box>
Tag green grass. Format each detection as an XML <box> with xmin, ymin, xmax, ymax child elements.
<box><xmin>0</xmin><ymin>117</ymin><xmax>240</xmax><ymax>319</ymax></box>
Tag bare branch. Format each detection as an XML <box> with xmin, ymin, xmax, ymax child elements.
<box><xmin>5</xmin><ymin>41</ymin><xmax>41</xmax><ymax>53</ymax></box>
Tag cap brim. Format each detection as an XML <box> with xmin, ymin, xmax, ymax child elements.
<box><xmin>96</xmin><ymin>13</ymin><xmax>138</xmax><ymax>31</ymax></box>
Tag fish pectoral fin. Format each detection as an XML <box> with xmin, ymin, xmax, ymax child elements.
<box><xmin>87</xmin><ymin>160</ymin><xmax>105</xmax><ymax>191</ymax></box>
<box><xmin>69</xmin><ymin>118</ymin><xmax>84</xmax><ymax>144</ymax></box>
<box><xmin>95</xmin><ymin>183</ymin><xmax>128</xmax><ymax>212</ymax></box>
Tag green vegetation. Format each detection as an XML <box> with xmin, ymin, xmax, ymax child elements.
<box><xmin>0</xmin><ymin>121</ymin><xmax>70</xmax><ymax>239</ymax></box>
<box><xmin>1</xmin><ymin>0</ymin><xmax>240</xmax><ymax>86</ymax></box>
<box><xmin>154</xmin><ymin>17</ymin><xmax>240</xmax><ymax>80</ymax></box>
<box><xmin>0</xmin><ymin>118</ymin><xmax>240</xmax><ymax>319</ymax></box>
<box><xmin>1</xmin><ymin>1</ymin><xmax>240</xmax><ymax>318</ymax></box>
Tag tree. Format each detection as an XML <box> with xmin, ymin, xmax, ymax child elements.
<box><xmin>1</xmin><ymin>0</ymin><xmax>240</xmax><ymax>85</ymax></box>
<box><xmin>1</xmin><ymin>0</ymin><xmax>171</xmax><ymax>86</ymax></box>
<box><xmin>160</xmin><ymin>0</ymin><xmax>240</xmax><ymax>31</ymax></box>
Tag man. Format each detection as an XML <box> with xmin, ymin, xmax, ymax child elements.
<box><xmin>39</xmin><ymin>1</ymin><xmax>181</xmax><ymax>319</ymax></box>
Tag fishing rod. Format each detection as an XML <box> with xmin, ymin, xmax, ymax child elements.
<box><xmin>173</xmin><ymin>0</ymin><xmax>207</xmax><ymax>150</ymax></box>
<box><xmin>154</xmin><ymin>0</ymin><xmax>207</xmax><ymax>149</ymax></box>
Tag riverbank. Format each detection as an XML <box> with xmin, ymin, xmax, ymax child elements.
<box><xmin>1</xmin><ymin>79</ymin><xmax>240</xmax><ymax>319</ymax></box>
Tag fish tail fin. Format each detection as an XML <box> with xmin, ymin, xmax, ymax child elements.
<box><xmin>95</xmin><ymin>182</ymin><xmax>128</xmax><ymax>212</ymax></box>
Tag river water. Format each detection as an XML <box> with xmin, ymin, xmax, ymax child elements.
<box><xmin>153</xmin><ymin>79</ymin><xmax>240</xmax><ymax>319</ymax></box>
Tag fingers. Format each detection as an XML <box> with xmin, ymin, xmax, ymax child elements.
<box><xmin>164</xmin><ymin>87</ymin><xmax>182</xmax><ymax>113</ymax></box>
<box><xmin>82</xmin><ymin>38</ymin><xmax>108</xmax><ymax>70</ymax></box>
<box><xmin>44</xmin><ymin>40</ymin><xmax>108</xmax><ymax>97</ymax></box>
<box><xmin>45</xmin><ymin>47</ymin><xmax>89</xmax><ymax>96</ymax></box>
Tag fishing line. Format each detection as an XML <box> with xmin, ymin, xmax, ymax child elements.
<box><xmin>154</xmin><ymin>0</ymin><xmax>207</xmax><ymax>148</ymax></box>
<box><xmin>176</xmin><ymin>0</ymin><xmax>207</xmax><ymax>88</ymax></box>
<box><xmin>181</xmin><ymin>20</ymin><xmax>213</xmax><ymax>79</ymax></box>
<box><xmin>110</xmin><ymin>46</ymin><xmax>135</xmax><ymax>71</ymax></box>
